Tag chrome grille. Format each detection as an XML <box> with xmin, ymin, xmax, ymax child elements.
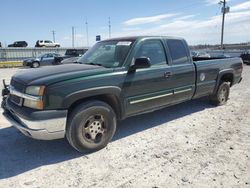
<box><xmin>10</xmin><ymin>79</ymin><xmax>25</xmax><ymax>92</ymax></box>
<box><xmin>10</xmin><ymin>79</ymin><xmax>25</xmax><ymax>106</ymax></box>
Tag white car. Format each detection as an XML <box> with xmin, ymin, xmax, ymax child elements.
<box><xmin>35</xmin><ymin>40</ymin><xmax>60</xmax><ymax>47</ymax></box>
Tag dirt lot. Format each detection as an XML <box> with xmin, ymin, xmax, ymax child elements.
<box><xmin>0</xmin><ymin>66</ymin><xmax>249</xmax><ymax>188</ymax></box>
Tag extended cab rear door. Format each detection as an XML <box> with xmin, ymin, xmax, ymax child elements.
<box><xmin>165</xmin><ymin>39</ymin><xmax>196</xmax><ymax>103</ymax></box>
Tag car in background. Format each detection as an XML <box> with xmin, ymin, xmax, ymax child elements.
<box><xmin>35</xmin><ymin>40</ymin><xmax>60</xmax><ymax>47</ymax></box>
<box><xmin>61</xmin><ymin>56</ymin><xmax>81</xmax><ymax>64</ymax></box>
<box><xmin>58</xmin><ymin>48</ymin><xmax>88</xmax><ymax>64</ymax></box>
<box><xmin>191</xmin><ymin>51</ymin><xmax>211</xmax><ymax>58</ymax></box>
<box><xmin>64</xmin><ymin>49</ymin><xmax>88</xmax><ymax>58</ymax></box>
<box><xmin>23</xmin><ymin>53</ymin><xmax>63</xmax><ymax>68</ymax></box>
<box><xmin>8</xmin><ymin>41</ymin><xmax>28</xmax><ymax>47</ymax></box>
<box><xmin>214</xmin><ymin>54</ymin><xmax>231</xmax><ymax>58</ymax></box>
<box><xmin>241</xmin><ymin>51</ymin><xmax>250</xmax><ymax>65</ymax></box>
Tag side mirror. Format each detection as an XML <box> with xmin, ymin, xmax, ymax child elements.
<box><xmin>130</xmin><ymin>57</ymin><xmax>150</xmax><ymax>71</ymax></box>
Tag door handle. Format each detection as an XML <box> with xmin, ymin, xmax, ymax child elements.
<box><xmin>164</xmin><ymin>72</ymin><xmax>172</xmax><ymax>78</ymax></box>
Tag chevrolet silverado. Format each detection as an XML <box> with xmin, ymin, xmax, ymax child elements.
<box><xmin>2</xmin><ymin>36</ymin><xmax>243</xmax><ymax>152</ymax></box>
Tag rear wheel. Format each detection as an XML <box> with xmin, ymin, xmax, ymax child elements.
<box><xmin>210</xmin><ymin>82</ymin><xmax>230</xmax><ymax>106</ymax></box>
<box><xmin>31</xmin><ymin>61</ymin><xmax>40</xmax><ymax>68</ymax></box>
<box><xmin>66</xmin><ymin>100</ymin><xmax>117</xmax><ymax>152</ymax></box>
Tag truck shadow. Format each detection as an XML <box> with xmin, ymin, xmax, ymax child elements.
<box><xmin>0</xmin><ymin>98</ymin><xmax>213</xmax><ymax>179</ymax></box>
<box><xmin>114</xmin><ymin>98</ymin><xmax>212</xmax><ymax>140</ymax></box>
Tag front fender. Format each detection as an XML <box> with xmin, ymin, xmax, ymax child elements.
<box><xmin>62</xmin><ymin>86</ymin><xmax>122</xmax><ymax>108</ymax></box>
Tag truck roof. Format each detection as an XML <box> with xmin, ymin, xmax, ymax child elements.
<box><xmin>102</xmin><ymin>36</ymin><xmax>185</xmax><ymax>42</ymax></box>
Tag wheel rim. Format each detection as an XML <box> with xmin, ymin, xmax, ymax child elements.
<box><xmin>33</xmin><ymin>62</ymin><xmax>39</xmax><ymax>68</ymax></box>
<box><xmin>82</xmin><ymin>115</ymin><xmax>106</xmax><ymax>143</ymax></box>
<box><xmin>219</xmin><ymin>87</ymin><xmax>228</xmax><ymax>102</ymax></box>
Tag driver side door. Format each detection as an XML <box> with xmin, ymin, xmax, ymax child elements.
<box><xmin>123</xmin><ymin>39</ymin><xmax>175</xmax><ymax>116</ymax></box>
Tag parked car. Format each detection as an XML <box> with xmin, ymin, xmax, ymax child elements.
<box><xmin>64</xmin><ymin>49</ymin><xmax>88</xmax><ymax>58</ymax></box>
<box><xmin>57</xmin><ymin>48</ymin><xmax>88</xmax><ymax>64</ymax></box>
<box><xmin>35</xmin><ymin>40</ymin><xmax>60</xmax><ymax>47</ymax></box>
<box><xmin>213</xmin><ymin>54</ymin><xmax>231</xmax><ymax>58</ymax></box>
<box><xmin>191</xmin><ymin>51</ymin><xmax>211</xmax><ymax>58</ymax></box>
<box><xmin>240</xmin><ymin>51</ymin><xmax>250</xmax><ymax>65</ymax></box>
<box><xmin>2</xmin><ymin>36</ymin><xmax>243</xmax><ymax>152</ymax></box>
<box><xmin>23</xmin><ymin>53</ymin><xmax>63</xmax><ymax>68</ymax></box>
<box><xmin>8</xmin><ymin>41</ymin><xmax>28</xmax><ymax>47</ymax></box>
<box><xmin>60</xmin><ymin>49</ymin><xmax>88</xmax><ymax>64</ymax></box>
<box><xmin>61</xmin><ymin>56</ymin><xmax>81</xmax><ymax>64</ymax></box>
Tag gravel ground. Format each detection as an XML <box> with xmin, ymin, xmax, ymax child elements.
<box><xmin>0</xmin><ymin>66</ymin><xmax>249</xmax><ymax>188</ymax></box>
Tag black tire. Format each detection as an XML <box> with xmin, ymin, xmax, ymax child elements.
<box><xmin>31</xmin><ymin>61</ymin><xmax>40</xmax><ymax>68</ymax></box>
<box><xmin>210</xmin><ymin>82</ymin><xmax>230</xmax><ymax>106</ymax></box>
<box><xmin>66</xmin><ymin>100</ymin><xmax>117</xmax><ymax>152</ymax></box>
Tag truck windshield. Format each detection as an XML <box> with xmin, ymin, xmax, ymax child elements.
<box><xmin>78</xmin><ymin>40</ymin><xmax>134</xmax><ymax>68</ymax></box>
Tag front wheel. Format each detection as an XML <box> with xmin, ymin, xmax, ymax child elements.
<box><xmin>66</xmin><ymin>100</ymin><xmax>117</xmax><ymax>152</ymax></box>
<box><xmin>209</xmin><ymin>82</ymin><xmax>230</xmax><ymax>106</ymax></box>
<box><xmin>31</xmin><ymin>61</ymin><xmax>40</xmax><ymax>68</ymax></box>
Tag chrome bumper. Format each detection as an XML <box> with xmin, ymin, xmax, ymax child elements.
<box><xmin>3</xmin><ymin>108</ymin><xmax>66</xmax><ymax>140</ymax></box>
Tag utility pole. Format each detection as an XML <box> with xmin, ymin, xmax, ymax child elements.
<box><xmin>220</xmin><ymin>0</ymin><xmax>230</xmax><ymax>49</ymax></box>
<box><xmin>72</xmin><ymin>26</ymin><xmax>75</xmax><ymax>48</ymax></box>
<box><xmin>108</xmin><ymin>17</ymin><xmax>111</xmax><ymax>38</ymax></box>
<box><xmin>51</xmin><ymin>30</ymin><xmax>56</xmax><ymax>42</ymax></box>
<box><xmin>85</xmin><ymin>19</ymin><xmax>89</xmax><ymax>47</ymax></box>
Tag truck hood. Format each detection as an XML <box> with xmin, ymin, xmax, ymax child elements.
<box><xmin>12</xmin><ymin>64</ymin><xmax>109</xmax><ymax>86</ymax></box>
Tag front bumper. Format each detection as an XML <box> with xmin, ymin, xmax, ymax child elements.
<box><xmin>2</xmin><ymin>97</ymin><xmax>67</xmax><ymax>140</ymax></box>
<box><xmin>22</xmin><ymin>61</ymin><xmax>32</xmax><ymax>66</ymax></box>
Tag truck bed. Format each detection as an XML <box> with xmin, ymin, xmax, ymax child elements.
<box><xmin>192</xmin><ymin>57</ymin><xmax>243</xmax><ymax>99</ymax></box>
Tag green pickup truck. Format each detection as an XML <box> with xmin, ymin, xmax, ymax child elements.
<box><xmin>2</xmin><ymin>36</ymin><xmax>243</xmax><ymax>152</ymax></box>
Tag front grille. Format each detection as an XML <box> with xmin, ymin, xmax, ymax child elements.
<box><xmin>10</xmin><ymin>79</ymin><xmax>25</xmax><ymax>106</ymax></box>
<box><xmin>10</xmin><ymin>79</ymin><xmax>25</xmax><ymax>92</ymax></box>
<box><xmin>10</xmin><ymin>95</ymin><xmax>22</xmax><ymax>106</ymax></box>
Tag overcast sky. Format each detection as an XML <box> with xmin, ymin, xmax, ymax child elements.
<box><xmin>0</xmin><ymin>0</ymin><xmax>249</xmax><ymax>47</ymax></box>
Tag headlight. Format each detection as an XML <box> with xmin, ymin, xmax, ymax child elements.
<box><xmin>23</xmin><ymin>86</ymin><xmax>45</xmax><ymax>109</ymax></box>
<box><xmin>26</xmin><ymin>86</ymin><xmax>45</xmax><ymax>96</ymax></box>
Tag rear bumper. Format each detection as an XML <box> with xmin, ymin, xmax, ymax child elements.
<box><xmin>2</xmin><ymin>97</ymin><xmax>67</xmax><ymax>140</ymax></box>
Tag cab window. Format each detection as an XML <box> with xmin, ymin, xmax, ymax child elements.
<box><xmin>135</xmin><ymin>40</ymin><xmax>167</xmax><ymax>66</ymax></box>
<box><xmin>167</xmin><ymin>39</ymin><xmax>189</xmax><ymax>65</ymax></box>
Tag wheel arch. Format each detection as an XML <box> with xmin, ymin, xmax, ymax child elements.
<box><xmin>213</xmin><ymin>69</ymin><xmax>234</xmax><ymax>94</ymax></box>
<box><xmin>64</xmin><ymin>87</ymin><xmax>124</xmax><ymax>120</ymax></box>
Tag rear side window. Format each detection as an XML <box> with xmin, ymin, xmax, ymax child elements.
<box><xmin>167</xmin><ymin>40</ymin><xmax>189</xmax><ymax>65</ymax></box>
